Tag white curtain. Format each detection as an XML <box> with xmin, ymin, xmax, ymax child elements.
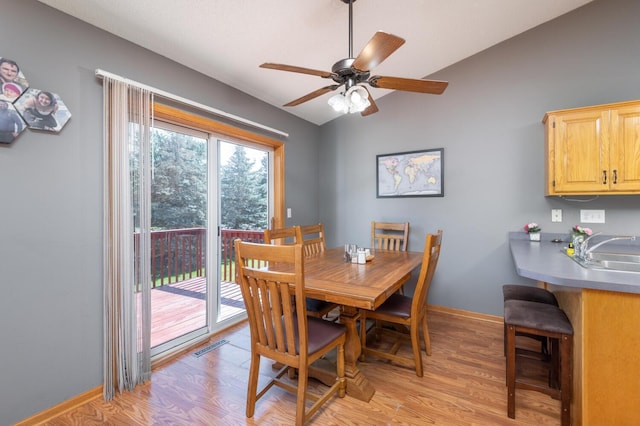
<box><xmin>102</xmin><ymin>77</ymin><xmax>153</xmax><ymax>399</ymax></box>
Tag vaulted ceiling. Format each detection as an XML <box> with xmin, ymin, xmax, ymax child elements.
<box><xmin>39</xmin><ymin>0</ymin><xmax>593</xmax><ymax>125</ymax></box>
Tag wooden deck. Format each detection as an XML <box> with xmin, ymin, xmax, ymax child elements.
<box><xmin>149</xmin><ymin>277</ymin><xmax>244</xmax><ymax>348</ymax></box>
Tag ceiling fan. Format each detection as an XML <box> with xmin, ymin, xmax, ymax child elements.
<box><xmin>260</xmin><ymin>0</ymin><xmax>448</xmax><ymax>117</ymax></box>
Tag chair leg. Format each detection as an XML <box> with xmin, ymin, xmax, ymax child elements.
<box><xmin>295</xmin><ymin>365</ymin><xmax>308</xmax><ymax>426</ymax></box>
<box><xmin>337</xmin><ymin>343</ymin><xmax>346</xmax><ymax>398</ymax></box>
<box><xmin>246</xmin><ymin>352</ymin><xmax>260</xmax><ymax>418</ymax></box>
<box><xmin>421</xmin><ymin>314</ymin><xmax>431</xmax><ymax>356</ymax></box>
<box><xmin>410</xmin><ymin>321</ymin><xmax>423</xmax><ymax>377</ymax></box>
<box><xmin>506</xmin><ymin>324</ymin><xmax>516</xmax><ymax>419</ymax></box>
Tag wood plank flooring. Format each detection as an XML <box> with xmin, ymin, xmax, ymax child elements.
<box><xmin>43</xmin><ymin>310</ymin><xmax>562</xmax><ymax>425</ymax></box>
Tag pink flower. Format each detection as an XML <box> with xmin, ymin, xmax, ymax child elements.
<box><xmin>524</xmin><ymin>223</ymin><xmax>540</xmax><ymax>233</ymax></box>
<box><xmin>572</xmin><ymin>225</ymin><xmax>593</xmax><ymax>236</ymax></box>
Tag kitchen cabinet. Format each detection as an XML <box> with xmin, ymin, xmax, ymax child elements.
<box><xmin>543</xmin><ymin>100</ymin><xmax>640</xmax><ymax>195</ymax></box>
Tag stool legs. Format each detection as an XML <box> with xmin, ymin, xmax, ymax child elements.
<box><xmin>506</xmin><ymin>324</ymin><xmax>572</xmax><ymax>426</ymax></box>
<box><xmin>560</xmin><ymin>334</ymin><xmax>573</xmax><ymax>426</ymax></box>
<box><xmin>506</xmin><ymin>324</ymin><xmax>517</xmax><ymax>419</ymax></box>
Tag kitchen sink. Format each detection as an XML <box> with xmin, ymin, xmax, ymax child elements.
<box><xmin>586</xmin><ymin>252</ymin><xmax>640</xmax><ymax>263</ymax></box>
<box><xmin>567</xmin><ymin>251</ymin><xmax>640</xmax><ymax>273</ymax></box>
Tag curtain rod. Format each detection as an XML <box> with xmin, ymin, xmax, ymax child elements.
<box><xmin>95</xmin><ymin>68</ymin><xmax>289</xmax><ymax>138</ymax></box>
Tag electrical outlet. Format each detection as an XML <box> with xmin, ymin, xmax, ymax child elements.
<box><xmin>580</xmin><ymin>209</ymin><xmax>605</xmax><ymax>224</ymax></box>
<box><xmin>287</xmin><ymin>208</ymin><xmax>292</xmax><ymax>218</ymax></box>
<box><xmin>551</xmin><ymin>209</ymin><xmax>562</xmax><ymax>223</ymax></box>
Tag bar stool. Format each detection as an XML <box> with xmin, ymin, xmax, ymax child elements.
<box><xmin>504</xmin><ymin>299</ymin><xmax>573</xmax><ymax>426</ymax></box>
<box><xmin>503</xmin><ymin>284</ymin><xmax>558</xmax><ymax>306</ymax></box>
<box><xmin>503</xmin><ymin>284</ymin><xmax>558</xmax><ymax>356</ymax></box>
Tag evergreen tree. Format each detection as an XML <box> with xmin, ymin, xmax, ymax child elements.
<box><xmin>150</xmin><ymin>129</ymin><xmax>207</xmax><ymax>229</ymax></box>
<box><xmin>220</xmin><ymin>146</ymin><xmax>268</xmax><ymax>230</ymax></box>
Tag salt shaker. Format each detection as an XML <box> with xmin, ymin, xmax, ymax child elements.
<box><xmin>358</xmin><ymin>250</ymin><xmax>366</xmax><ymax>264</ymax></box>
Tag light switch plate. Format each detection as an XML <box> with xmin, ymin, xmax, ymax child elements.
<box><xmin>580</xmin><ymin>209</ymin><xmax>605</xmax><ymax>223</ymax></box>
<box><xmin>551</xmin><ymin>209</ymin><xmax>562</xmax><ymax>223</ymax></box>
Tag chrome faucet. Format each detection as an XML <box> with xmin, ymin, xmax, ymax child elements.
<box><xmin>574</xmin><ymin>232</ymin><xmax>600</xmax><ymax>260</ymax></box>
<box><xmin>576</xmin><ymin>234</ymin><xmax>637</xmax><ymax>260</ymax></box>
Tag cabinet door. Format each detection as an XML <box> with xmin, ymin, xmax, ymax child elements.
<box><xmin>610</xmin><ymin>105</ymin><xmax>640</xmax><ymax>191</ymax></box>
<box><xmin>552</xmin><ymin>110</ymin><xmax>609</xmax><ymax>193</ymax></box>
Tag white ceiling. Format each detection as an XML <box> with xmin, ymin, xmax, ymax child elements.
<box><xmin>39</xmin><ymin>0</ymin><xmax>593</xmax><ymax>125</ymax></box>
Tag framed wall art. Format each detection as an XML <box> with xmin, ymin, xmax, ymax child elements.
<box><xmin>14</xmin><ymin>88</ymin><xmax>71</xmax><ymax>133</ymax></box>
<box><xmin>376</xmin><ymin>148</ymin><xmax>444</xmax><ymax>198</ymax></box>
<box><xmin>0</xmin><ymin>57</ymin><xmax>29</xmax><ymax>102</ymax></box>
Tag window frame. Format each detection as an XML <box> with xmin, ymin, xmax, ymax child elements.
<box><xmin>153</xmin><ymin>103</ymin><xmax>286</xmax><ymax>228</ymax></box>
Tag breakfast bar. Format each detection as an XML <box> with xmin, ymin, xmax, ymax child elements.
<box><xmin>509</xmin><ymin>232</ymin><xmax>640</xmax><ymax>426</ymax></box>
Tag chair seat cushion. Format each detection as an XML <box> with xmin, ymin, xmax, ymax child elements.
<box><xmin>503</xmin><ymin>284</ymin><xmax>558</xmax><ymax>306</ymax></box>
<box><xmin>504</xmin><ymin>300</ymin><xmax>573</xmax><ymax>335</ymax></box>
<box><xmin>372</xmin><ymin>293</ymin><xmax>412</xmax><ymax>319</ymax></box>
<box><xmin>295</xmin><ymin>315</ymin><xmax>346</xmax><ymax>354</ymax></box>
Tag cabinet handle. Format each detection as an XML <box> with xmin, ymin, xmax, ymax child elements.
<box><xmin>603</xmin><ymin>170</ymin><xmax>607</xmax><ymax>184</ymax></box>
<box><xmin>613</xmin><ymin>169</ymin><xmax>618</xmax><ymax>184</ymax></box>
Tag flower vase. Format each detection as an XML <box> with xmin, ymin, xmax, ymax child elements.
<box><xmin>529</xmin><ymin>232</ymin><xmax>541</xmax><ymax>241</ymax></box>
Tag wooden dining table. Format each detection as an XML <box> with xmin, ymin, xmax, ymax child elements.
<box><xmin>302</xmin><ymin>246</ymin><xmax>423</xmax><ymax>402</ymax></box>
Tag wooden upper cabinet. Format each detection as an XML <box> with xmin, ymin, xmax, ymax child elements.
<box><xmin>543</xmin><ymin>100</ymin><xmax>640</xmax><ymax>195</ymax></box>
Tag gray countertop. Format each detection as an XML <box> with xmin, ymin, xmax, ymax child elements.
<box><xmin>509</xmin><ymin>232</ymin><xmax>640</xmax><ymax>294</ymax></box>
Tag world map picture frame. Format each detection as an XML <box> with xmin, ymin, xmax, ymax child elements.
<box><xmin>376</xmin><ymin>148</ymin><xmax>444</xmax><ymax>198</ymax></box>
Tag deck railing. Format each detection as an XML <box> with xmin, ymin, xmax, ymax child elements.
<box><xmin>134</xmin><ymin>228</ymin><xmax>264</xmax><ymax>290</ymax></box>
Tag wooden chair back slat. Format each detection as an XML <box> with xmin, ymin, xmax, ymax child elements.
<box><xmin>300</xmin><ymin>223</ymin><xmax>326</xmax><ymax>256</ymax></box>
<box><xmin>371</xmin><ymin>221</ymin><xmax>409</xmax><ymax>252</ymax></box>
<box><xmin>263</xmin><ymin>226</ymin><xmax>302</xmax><ymax>246</ymax></box>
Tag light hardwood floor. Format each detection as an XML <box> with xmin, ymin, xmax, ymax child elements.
<box><xmin>43</xmin><ymin>310</ymin><xmax>562</xmax><ymax>425</ymax></box>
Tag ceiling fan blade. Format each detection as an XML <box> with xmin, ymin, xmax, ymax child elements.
<box><xmin>361</xmin><ymin>89</ymin><xmax>379</xmax><ymax>116</ymax></box>
<box><xmin>260</xmin><ymin>63</ymin><xmax>334</xmax><ymax>78</ymax></box>
<box><xmin>284</xmin><ymin>85</ymin><xmax>341</xmax><ymax>107</ymax></box>
<box><xmin>352</xmin><ymin>31</ymin><xmax>405</xmax><ymax>72</ymax></box>
<box><xmin>368</xmin><ymin>76</ymin><xmax>448</xmax><ymax>94</ymax></box>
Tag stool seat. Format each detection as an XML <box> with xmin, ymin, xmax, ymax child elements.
<box><xmin>503</xmin><ymin>284</ymin><xmax>558</xmax><ymax>305</ymax></box>
<box><xmin>504</xmin><ymin>300</ymin><xmax>573</xmax><ymax>334</ymax></box>
<box><xmin>504</xmin><ymin>300</ymin><xmax>573</xmax><ymax>426</ymax></box>
<box><xmin>502</xmin><ymin>285</ymin><xmax>559</xmax><ymax>357</ymax></box>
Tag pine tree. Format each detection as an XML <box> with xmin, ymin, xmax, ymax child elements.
<box><xmin>220</xmin><ymin>146</ymin><xmax>268</xmax><ymax>230</ymax></box>
<box><xmin>150</xmin><ymin>129</ymin><xmax>207</xmax><ymax>229</ymax></box>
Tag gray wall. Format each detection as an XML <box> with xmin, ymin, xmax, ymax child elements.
<box><xmin>319</xmin><ymin>0</ymin><xmax>640</xmax><ymax>316</ymax></box>
<box><xmin>2</xmin><ymin>0</ymin><xmax>640</xmax><ymax>423</ymax></box>
<box><xmin>0</xmin><ymin>1</ymin><xmax>320</xmax><ymax>423</ymax></box>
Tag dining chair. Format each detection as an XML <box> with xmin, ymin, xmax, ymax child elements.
<box><xmin>359</xmin><ymin>230</ymin><xmax>443</xmax><ymax>377</ymax></box>
<box><xmin>299</xmin><ymin>223</ymin><xmax>340</xmax><ymax>319</ymax></box>
<box><xmin>371</xmin><ymin>221</ymin><xmax>410</xmax><ymax>252</ymax></box>
<box><xmin>371</xmin><ymin>221</ymin><xmax>410</xmax><ymax>294</ymax></box>
<box><xmin>299</xmin><ymin>223</ymin><xmax>327</xmax><ymax>256</ymax></box>
<box><xmin>264</xmin><ymin>225</ymin><xmax>302</xmax><ymax>246</ymax></box>
<box><xmin>234</xmin><ymin>240</ymin><xmax>346</xmax><ymax>425</ymax></box>
<box><xmin>264</xmin><ymin>225</ymin><xmax>338</xmax><ymax>320</ymax></box>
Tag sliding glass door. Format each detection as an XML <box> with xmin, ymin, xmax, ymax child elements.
<box><xmin>145</xmin><ymin>122</ymin><xmax>209</xmax><ymax>354</ymax></box>
<box><xmin>134</xmin><ymin>120</ymin><xmax>273</xmax><ymax>355</ymax></box>
<box><xmin>217</xmin><ymin>139</ymin><xmax>271</xmax><ymax>322</ymax></box>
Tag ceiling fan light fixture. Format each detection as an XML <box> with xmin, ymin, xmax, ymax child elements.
<box><xmin>328</xmin><ymin>93</ymin><xmax>349</xmax><ymax>113</ymax></box>
<box><xmin>346</xmin><ymin>85</ymin><xmax>370</xmax><ymax>113</ymax></box>
<box><xmin>329</xmin><ymin>85</ymin><xmax>371</xmax><ymax>114</ymax></box>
